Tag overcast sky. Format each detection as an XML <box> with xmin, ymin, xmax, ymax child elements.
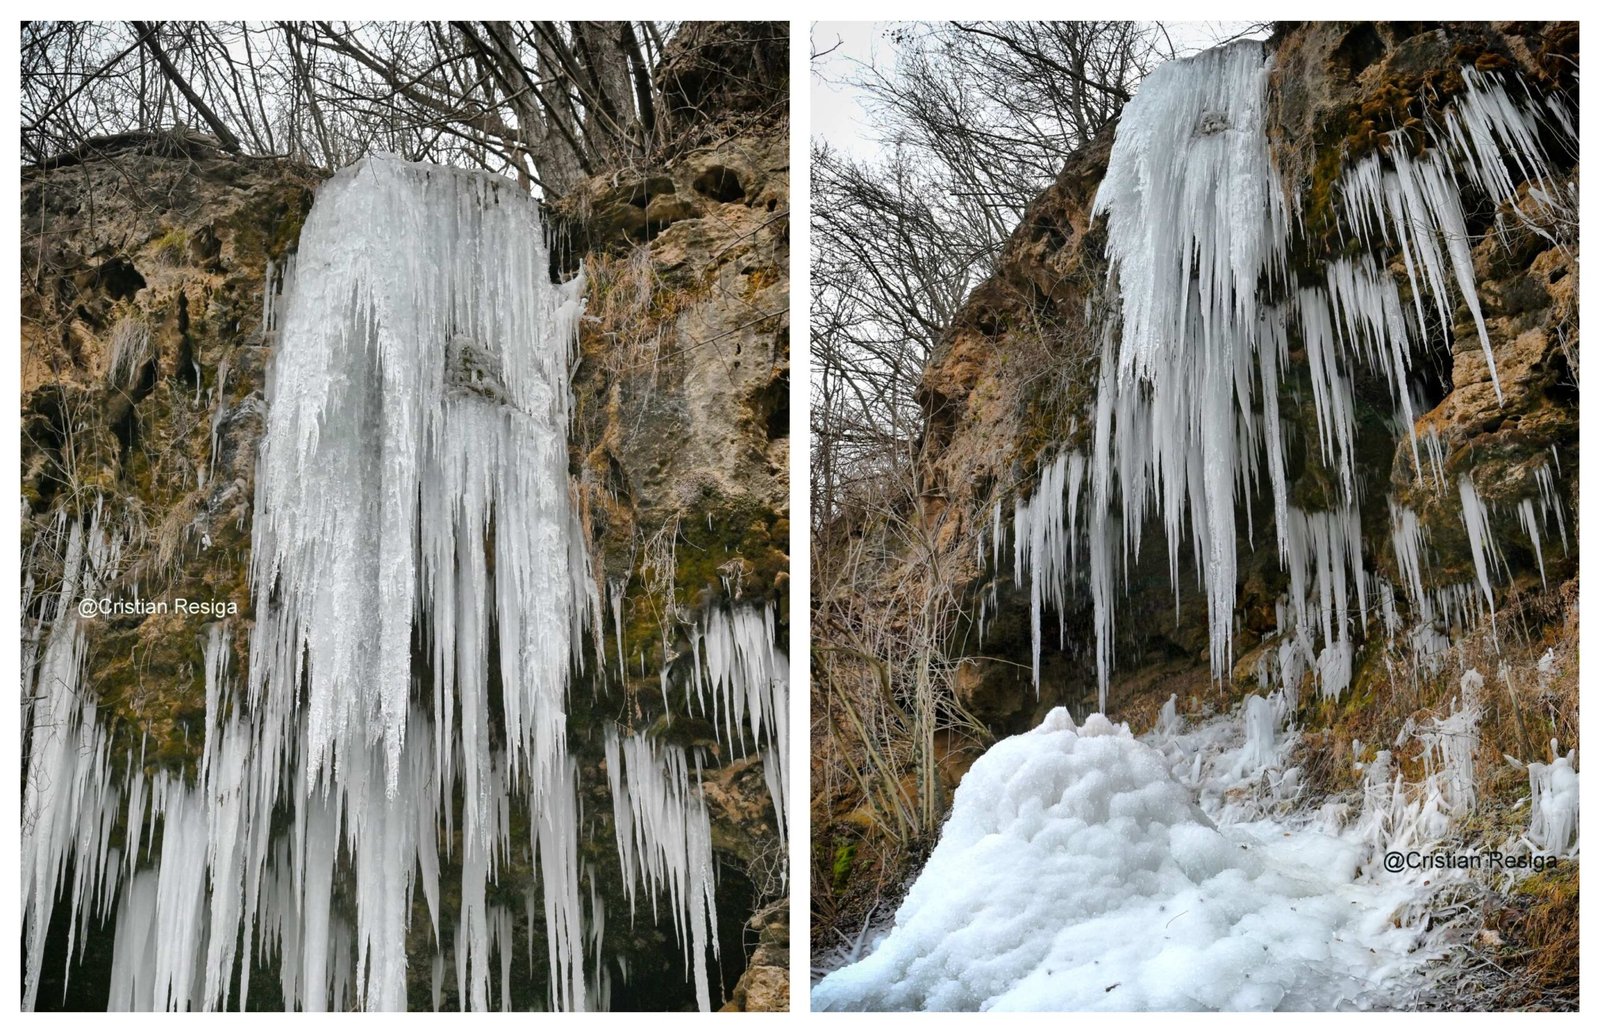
<box><xmin>811</xmin><ymin>21</ymin><xmax>1272</xmax><ymax>162</ymax></box>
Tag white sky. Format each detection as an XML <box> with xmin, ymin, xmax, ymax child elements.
<box><xmin>811</xmin><ymin>21</ymin><xmax>1272</xmax><ymax>162</ymax></box>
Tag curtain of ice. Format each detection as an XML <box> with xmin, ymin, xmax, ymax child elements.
<box><xmin>604</xmin><ymin>727</ymin><xmax>720</xmax><ymax>1011</ymax></box>
<box><xmin>244</xmin><ymin>155</ymin><xmax>592</xmax><ymax>1010</ymax></box>
<box><xmin>21</xmin><ymin>506</ymin><xmax>124</xmax><ymax>1011</ymax></box>
<box><xmin>685</xmin><ymin>603</ymin><xmax>790</xmax><ymax>845</ymax></box>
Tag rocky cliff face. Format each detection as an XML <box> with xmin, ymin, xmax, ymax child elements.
<box><xmin>827</xmin><ymin>21</ymin><xmax>1576</xmax><ymax>1005</ymax></box>
<box><xmin>555</xmin><ymin>20</ymin><xmax>791</xmax><ymax>1013</ymax></box>
<box><xmin>20</xmin><ymin>21</ymin><xmax>788</xmax><ymax>1012</ymax></box>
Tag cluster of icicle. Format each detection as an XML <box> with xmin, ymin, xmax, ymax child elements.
<box><xmin>21</xmin><ymin>506</ymin><xmax>124</xmax><ymax>1011</ymax></box>
<box><xmin>244</xmin><ymin>154</ymin><xmax>600</xmax><ymax>1013</ymax></box>
<box><xmin>604</xmin><ymin>728</ymin><xmax>719</xmax><ymax>1011</ymax></box>
<box><xmin>684</xmin><ymin>603</ymin><xmax>791</xmax><ymax>847</ymax></box>
<box><xmin>20</xmin><ymin>156</ymin><xmax>788</xmax><ymax>1012</ymax></box>
<box><xmin>1006</xmin><ymin>41</ymin><xmax>1575</xmax><ymax>710</ymax></box>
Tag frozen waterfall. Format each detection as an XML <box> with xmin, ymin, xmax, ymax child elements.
<box><xmin>20</xmin><ymin>155</ymin><xmax>787</xmax><ymax>1011</ymax></box>
<box><xmin>1009</xmin><ymin>43</ymin><xmax>1576</xmax><ymax>709</ymax></box>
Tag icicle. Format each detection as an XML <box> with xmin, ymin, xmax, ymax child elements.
<box><xmin>1535</xmin><ymin>464</ymin><xmax>1568</xmax><ymax>553</ymax></box>
<box><xmin>603</xmin><ymin>726</ymin><xmax>720</xmax><ymax>1011</ymax></box>
<box><xmin>22</xmin><ymin>505</ymin><xmax>123</xmax><ymax>1012</ymax></box>
<box><xmin>1457</xmin><ymin>475</ymin><xmax>1503</xmax><ymax>626</ymax></box>
<box><xmin>1516</xmin><ymin>498</ymin><xmax>1547</xmax><ymax>588</ymax></box>
<box><xmin>684</xmin><ymin>603</ymin><xmax>789</xmax><ymax>840</ymax></box>
<box><xmin>1390</xmin><ymin>501</ymin><xmax>1430</xmax><ymax>605</ymax></box>
<box><xmin>242</xmin><ymin>155</ymin><xmax>592</xmax><ymax>1010</ymax></box>
<box><xmin>27</xmin><ymin>154</ymin><xmax>765</xmax><ymax>1012</ymax></box>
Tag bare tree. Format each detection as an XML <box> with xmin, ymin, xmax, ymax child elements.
<box><xmin>810</xmin><ymin>21</ymin><xmax>1165</xmax><ymax>534</ymax></box>
<box><xmin>20</xmin><ymin>20</ymin><xmax>679</xmax><ymax>196</ymax></box>
<box><xmin>809</xmin><ymin>21</ymin><xmax>1172</xmax><ymax>944</ymax></box>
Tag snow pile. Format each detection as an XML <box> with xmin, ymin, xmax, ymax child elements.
<box><xmin>814</xmin><ymin>707</ymin><xmax>1439</xmax><ymax>1011</ymax></box>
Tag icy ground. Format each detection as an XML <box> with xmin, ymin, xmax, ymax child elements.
<box><xmin>814</xmin><ymin>700</ymin><xmax>1476</xmax><ymax>1011</ymax></box>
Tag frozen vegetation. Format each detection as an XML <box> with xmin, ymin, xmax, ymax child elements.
<box><xmin>20</xmin><ymin>156</ymin><xmax>787</xmax><ymax>1011</ymax></box>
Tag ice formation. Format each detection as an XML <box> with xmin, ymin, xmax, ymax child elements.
<box><xmin>21</xmin><ymin>156</ymin><xmax>787</xmax><ymax>1011</ymax></box>
<box><xmin>248</xmin><ymin>154</ymin><xmax>597</xmax><ymax>1011</ymax></box>
<box><xmin>21</xmin><ymin>507</ymin><xmax>124</xmax><ymax>1011</ymax></box>
<box><xmin>1414</xmin><ymin>669</ymin><xmax>1484</xmax><ymax>818</ymax></box>
<box><xmin>605</xmin><ymin>727</ymin><xmax>719</xmax><ymax>1011</ymax></box>
<box><xmin>813</xmin><ymin>706</ymin><xmax>1447</xmax><ymax>1010</ymax></box>
<box><xmin>857</xmin><ymin>43</ymin><xmax>1580</xmax><ymax>1011</ymax></box>
<box><xmin>685</xmin><ymin>604</ymin><xmax>791</xmax><ymax>844</ymax></box>
<box><xmin>1005</xmin><ymin>41</ymin><xmax>1576</xmax><ymax>708</ymax></box>
<box><xmin>1526</xmin><ymin>742</ymin><xmax>1579</xmax><ymax>856</ymax></box>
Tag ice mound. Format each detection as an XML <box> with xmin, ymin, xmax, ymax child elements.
<box><xmin>813</xmin><ymin>708</ymin><xmax>1429</xmax><ymax>1011</ymax></box>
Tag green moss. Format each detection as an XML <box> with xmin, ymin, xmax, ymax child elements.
<box><xmin>672</xmin><ymin>489</ymin><xmax>788</xmax><ymax>608</ymax></box>
<box><xmin>831</xmin><ymin>841</ymin><xmax>857</xmax><ymax>893</ymax></box>
<box><xmin>608</xmin><ymin>488</ymin><xmax>787</xmax><ymax>692</ymax></box>
<box><xmin>151</xmin><ymin>226</ymin><xmax>189</xmax><ymax>263</ymax></box>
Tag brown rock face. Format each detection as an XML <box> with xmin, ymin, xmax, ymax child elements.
<box><xmin>720</xmin><ymin>904</ymin><xmax>790</xmax><ymax>1012</ymax></box>
<box><xmin>551</xmin><ymin>27</ymin><xmax>792</xmax><ymax>1005</ymax></box>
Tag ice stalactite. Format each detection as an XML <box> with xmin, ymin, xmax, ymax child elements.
<box><xmin>1534</xmin><ymin>464</ymin><xmax>1569</xmax><ymax>553</ymax></box>
<box><xmin>1457</xmin><ymin>475</ymin><xmax>1509</xmax><ymax>629</ymax></box>
<box><xmin>251</xmin><ymin>154</ymin><xmax>590</xmax><ymax>800</ymax></box>
<box><xmin>685</xmin><ymin>604</ymin><xmax>790</xmax><ymax>845</ymax></box>
<box><xmin>21</xmin><ymin>505</ymin><xmax>124</xmax><ymax>1012</ymax></box>
<box><xmin>604</xmin><ymin>727</ymin><xmax>719</xmax><ymax>1012</ymax></box>
<box><xmin>1008</xmin><ymin>40</ymin><xmax>1575</xmax><ymax>707</ymax></box>
<box><xmin>1012</xmin><ymin>452</ymin><xmax>1087</xmax><ymax>693</ymax></box>
<box><xmin>1085</xmin><ymin>41</ymin><xmax>1287</xmax><ymax>699</ymax></box>
<box><xmin>1279</xmin><ymin>506</ymin><xmax>1366</xmax><ymax>701</ymax></box>
<box><xmin>243</xmin><ymin>154</ymin><xmax>597</xmax><ymax>1011</ymax></box>
<box><xmin>1516</xmin><ymin>499</ymin><xmax>1546</xmax><ymax>588</ymax></box>
<box><xmin>1390</xmin><ymin>502</ymin><xmax>1431</xmax><ymax>605</ymax></box>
